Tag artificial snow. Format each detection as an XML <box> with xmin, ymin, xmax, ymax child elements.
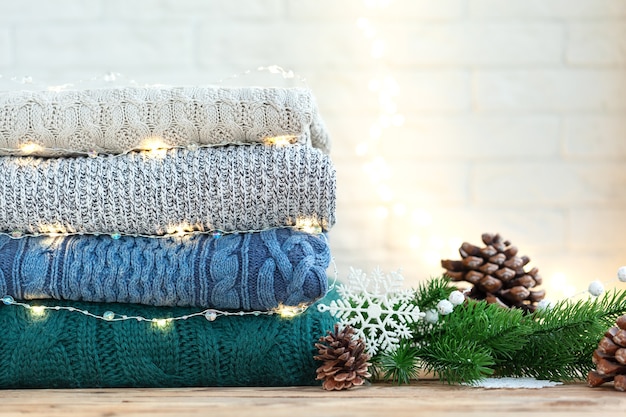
<box><xmin>464</xmin><ymin>377</ymin><xmax>563</xmax><ymax>389</ymax></box>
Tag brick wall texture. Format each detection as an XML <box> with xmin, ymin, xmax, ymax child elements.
<box><xmin>1</xmin><ymin>0</ymin><xmax>625</xmax><ymax>295</ymax></box>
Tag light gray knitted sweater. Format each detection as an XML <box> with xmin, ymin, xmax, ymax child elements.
<box><xmin>0</xmin><ymin>145</ymin><xmax>335</xmax><ymax>236</ymax></box>
<box><xmin>0</xmin><ymin>86</ymin><xmax>330</xmax><ymax>155</ymax></box>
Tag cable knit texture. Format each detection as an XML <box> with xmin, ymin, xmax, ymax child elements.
<box><xmin>0</xmin><ymin>229</ymin><xmax>329</xmax><ymax>309</ymax></box>
<box><xmin>0</xmin><ymin>145</ymin><xmax>336</xmax><ymax>235</ymax></box>
<box><xmin>0</xmin><ymin>296</ymin><xmax>336</xmax><ymax>388</ymax></box>
<box><xmin>0</xmin><ymin>86</ymin><xmax>331</xmax><ymax>155</ymax></box>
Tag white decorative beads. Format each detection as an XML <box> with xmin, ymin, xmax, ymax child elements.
<box><xmin>1</xmin><ymin>295</ymin><xmax>15</xmax><ymax>305</ymax></box>
<box><xmin>436</xmin><ymin>299</ymin><xmax>454</xmax><ymax>316</ymax></box>
<box><xmin>448</xmin><ymin>290</ymin><xmax>465</xmax><ymax>306</ymax></box>
<box><xmin>618</xmin><ymin>266</ymin><xmax>626</xmax><ymax>283</ymax></box>
<box><xmin>103</xmin><ymin>311</ymin><xmax>115</xmax><ymax>321</ymax></box>
<box><xmin>537</xmin><ymin>299</ymin><xmax>554</xmax><ymax>311</ymax></box>
<box><xmin>588</xmin><ymin>281</ymin><xmax>605</xmax><ymax>297</ymax></box>
<box><xmin>0</xmin><ymin>297</ymin><xmax>294</xmax><ymax>325</ymax></box>
<box><xmin>204</xmin><ymin>310</ymin><xmax>218</xmax><ymax>322</ymax></box>
<box><xmin>424</xmin><ymin>309</ymin><xmax>439</xmax><ymax>324</ymax></box>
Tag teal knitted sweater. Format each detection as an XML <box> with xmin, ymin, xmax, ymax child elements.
<box><xmin>0</xmin><ymin>297</ymin><xmax>336</xmax><ymax>388</ymax></box>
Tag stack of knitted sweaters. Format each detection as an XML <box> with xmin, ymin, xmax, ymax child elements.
<box><xmin>0</xmin><ymin>86</ymin><xmax>337</xmax><ymax>388</ymax></box>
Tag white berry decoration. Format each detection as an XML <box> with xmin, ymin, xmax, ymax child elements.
<box><xmin>448</xmin><ymin>290</ymin><xmax>465</xmax><ymax>306</ymax></box>
<box><xmin>436</xmin><ymin>299</ymin><xmax>454</xmax><ymax>316</ymax></box>
<box><xmin>588</xmin><ymin>281</ymin><xmax>605</xmax><ymax>297</ymax></box>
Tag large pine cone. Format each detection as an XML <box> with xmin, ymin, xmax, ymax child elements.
<box><xmin>314</xmin><ymin>324</ymin><xmax>371</xmax><ymax>390</ymax></box>
<box><xmin>588</xmin><ymin>315</ymin><xmax>626</xmax><ymax>391</ymax></box>
<box><xmin>441</xmin><ymin>233</ymin><xmax>545</xmax><ymax>313</ymax></box>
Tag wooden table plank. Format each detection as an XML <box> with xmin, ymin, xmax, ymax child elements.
<box><xmin>0</xmin><ymin>381</ymin><xmax>624</xmax><ymax>417</ymax></box>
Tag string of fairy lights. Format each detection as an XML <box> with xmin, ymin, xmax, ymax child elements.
<box><xmin>0</xmin><ymin>66</ymin><xmax>330</xmax><ymax>326</ymax></box>
<box><xmin>0</xmin><ymin>294</ymin><xmax>311</xmax><ymax>328</ymax></box>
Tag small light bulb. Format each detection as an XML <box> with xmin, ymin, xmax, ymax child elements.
<box><xmin>263</xmin><ymin>135</ymin><xmax>296</xmax><ymax>146</ymax></box>
<box><xmin>30</xmin><ymin>306</ymin><xmax>46</xmax><ymax>316</ymax></box>
<box><xmin>277</xmin><ymin>304</ymin><xmax>306</xmax><ymax>319</ymax></box>
<box><xmin>166</xmin><ymin>223</ymin><xmax>193</xmax><ymax>236</ymax></box>
<box><xmin>141</xmin><ymin>137</ymin><xmax>167</xmax><ymax>151</ymax></box>
<box><xmin>295</xmin><ymin>217</ymin><xmax>322</xmax><ymax>234</ymax></box>
<box><xmin>153</xmin><ymin>318</ymin><xmax>170</xmax><ymax>328</ymax></box>
<box><xmin>19</xmin><ymin>143</ymin><xmax>44</xmax><ymax>155</ymax></box>
<box><xmin>140</xmin><ymin>137</ymin><xmax>168</xmax><ymax>158</ymax></box>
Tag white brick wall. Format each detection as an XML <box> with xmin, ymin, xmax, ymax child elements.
<box><xmin>469</xmin><ymin>0</ymin><xmax>626</xmax><ymax>18</ymax></box>
<box><xmin>0</xmin><ymin>0</ymin><xmax>624</xmax><ymax>296</ymax></box>
<box><xmin>0</xmin><ymin>26</ymin><xmax>11</xmax><ymax>67</ymax></box>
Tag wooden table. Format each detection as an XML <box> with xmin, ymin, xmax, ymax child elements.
<box><xmin>0</xmin><ymin>381</ymin><xmax>624</xmax><ymax>416</ymax></box>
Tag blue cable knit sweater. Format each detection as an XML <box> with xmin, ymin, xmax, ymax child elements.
<box><xmin>0</xmin><ymin>228</ymin><xmax>330</xmax><ymax>310</ymax></box>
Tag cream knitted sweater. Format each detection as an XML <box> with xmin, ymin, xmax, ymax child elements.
<box><xmin>0</xmin><ymin>86</ymin><xmax>330</xmax><ymax>155</ymax></box>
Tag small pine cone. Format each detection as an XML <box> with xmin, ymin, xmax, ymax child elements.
<box><xmin>314</xmin><ymin>324</ymin><xmax>372</xmax><ymax>391</ymax></box>
<box><xmin>588</xmin><ymin>315</ymin><xmax>626</xmax><ymax>392</ymax></box>
<box><xmin>441</xmin><ymin>233</ymin><xmax>545</xmax><ymax>313</ymax></box>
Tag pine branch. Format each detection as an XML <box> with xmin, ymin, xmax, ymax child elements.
<box><xmin>413</xmin><ymin>276</ymin><xmax>455</xmax><ymax>312</ymax></box>
<box><xmin>494</xmin><ymin>290</ymin><xmax>626</xmax><ymax>380</ymax></box>
<box><xmin>410</xmin><ymin>300</ymin><xmax>529</xmax><ymax>383</ymax></box>
<box><xmin>417</xmin><ymin>338</ymin><xmax>495</xmax><ymax>384</ymax></box>
<box><xmin>436</xmin><ymin>301</ymin><xmax>530</xmax><ymax>362</ymax></box>
<box><xmin>376</xmin><ymin>341</ymin><xmax>420</xmax><ymax>385</ymax></box>
<box><xmin>412</xmin><ymin>289</ymin><xmax>626</xmax><ymax>384</ymax></box>
<box><xmin>372</xmin><ymin>276</ymin><xmax>626</xmax><ymax>385</ymax></box>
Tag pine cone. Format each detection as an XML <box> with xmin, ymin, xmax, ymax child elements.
<box><xmin>441</xmin><ymin>233</ymin><xmax>545</xmax><ymax>313</ymax></box>
<box><xmin>314</xmin><ymin>324</ymin><xmax>371</xmax><ymax>390</ymax></box>
<box><xmin>588</xmin><ymin>315</ymin><xmax>626</xmax><ymax>392</ymax></box>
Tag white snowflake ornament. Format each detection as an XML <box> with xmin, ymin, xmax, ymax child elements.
<box><xmin>317</xmin><ymin>267</ymin><xmax>424</xmax><ymax>356</ymax></box>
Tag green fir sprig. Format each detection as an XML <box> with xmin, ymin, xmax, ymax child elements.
<box><xmin>377</xmin><ymin>340</ymin><xmax>420</xmax><ymax>385</ymax></box>
<box><xmin>414</xmin><ymin>276</ymin><xmax>455</xmax><ymax>312</ymax></box>
<box><xmin>494</xmin><ymin>289</ymin><xmax>626</xmax><ymax>380</ymax></box>
<box><xmin>374</xmin><ymin>276</ymin><xmax>626</xmax><ymax>385</ymax></box>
